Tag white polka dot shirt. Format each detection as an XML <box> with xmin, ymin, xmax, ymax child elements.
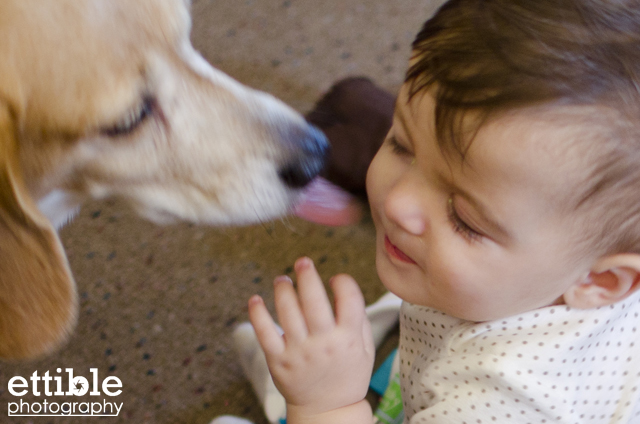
<box><xmin>399</xmin><ymin>290</ymin><xmax>640</xmax><ymax>423</ymax></box>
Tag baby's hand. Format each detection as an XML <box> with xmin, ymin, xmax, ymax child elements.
<box><xmin>248</xmin><ymin>257</ymin><xmax>374</xmax><ymax>419</ymax></box>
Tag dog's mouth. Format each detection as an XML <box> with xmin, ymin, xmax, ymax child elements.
<box><xmin>293</xmin><ymin>177</ymin><xmax>363</xmax><ymax>226</ymax></box>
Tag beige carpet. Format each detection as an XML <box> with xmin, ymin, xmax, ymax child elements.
<box><xmin>0</xmin><ymin>1</ymin><xmax>445</xmax><ymax>423</ymax></box>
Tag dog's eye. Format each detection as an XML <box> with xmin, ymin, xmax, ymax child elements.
<box><xmin>101</xmin><ymin>97</ymin><xmax>154</xmax><ymax>137</ymax></box>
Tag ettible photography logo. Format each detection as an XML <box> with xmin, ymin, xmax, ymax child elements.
<box><xmin>7</xmin><ymin>368</ymin><xmax>123</xmax><ymax>417</ymax></box>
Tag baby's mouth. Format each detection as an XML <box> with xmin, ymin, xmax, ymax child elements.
<box><xmin>384</xmin><ymin>235</ymin><xmax>417</xmax><ymax>264</ymax></box>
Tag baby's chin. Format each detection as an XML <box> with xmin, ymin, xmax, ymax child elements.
<box><xmin>293</xmin><ymin>177</ymin><xmax>364</xmax><ymax>226</ymax></box>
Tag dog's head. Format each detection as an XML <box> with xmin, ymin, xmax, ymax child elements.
<box><xmin>0</xmin><ymin>0</ymin><xmax>327</xmax><ymax>358</ymax></box>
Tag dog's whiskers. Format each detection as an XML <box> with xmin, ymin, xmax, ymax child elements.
<box><xmin>278</xmin><ymin>215</ymin><xmax>299</xmax><ymax>234</ymax></box>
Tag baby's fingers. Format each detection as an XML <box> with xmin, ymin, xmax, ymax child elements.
<box><xmin>331</xmin><ymin>274</ymin><xmax>367</xmax><ymax>332</ymax></box>
<box><xmin>295</xmin><ymin>257</ymin><xmax>335</xmax><ymax>334</ymax></box>
<box><xmin>248</xmin><ymin>295</ymin><xmax>285</xmax><ymax>356</ymax></box>
<box><xmin>273</xmin><ymin>276</ymin><xmax>308</xmax><ymax>343</ymax></box>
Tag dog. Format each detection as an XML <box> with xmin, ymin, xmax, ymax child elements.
<box><xmin>0</xmin><ymin>0</ymin><xmax>328</xmax><ymax>360</ymax></box>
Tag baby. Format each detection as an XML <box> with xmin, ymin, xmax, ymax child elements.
<box><xmin>249</xmin><ymin>0</ymin><xmax>640</xmax><ymax>423</ymax></box>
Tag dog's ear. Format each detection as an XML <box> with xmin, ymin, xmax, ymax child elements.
<box><xmin>0</xmin><ymin>104</ymin><xmax>78</xmax><ymax>359</ymax></box>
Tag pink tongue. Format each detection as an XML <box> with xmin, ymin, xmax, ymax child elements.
<box><xmin>294</xmin><ymin>177</ymin><xmax>364</xmax><ymax>226</ymax></box>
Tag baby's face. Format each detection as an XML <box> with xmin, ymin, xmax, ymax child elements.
<box><xmin>366</xmin><ymin>84</ymin><xmax>598</xmax><ymax>321</ymax></box>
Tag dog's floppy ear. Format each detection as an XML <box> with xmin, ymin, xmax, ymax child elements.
<box><xmin>0</xmin><ymin>103</ymin><xmax>78</xmax><ymax>359</ymax></box>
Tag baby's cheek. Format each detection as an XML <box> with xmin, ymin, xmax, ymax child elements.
<box><xmin>430</xmin><ymin>262</ymin><xmax>490</xmax><ymax>315</ymax></box>
<box><xmin>364</xmin><ymin>151</ymin><xmax>384</xmax><ymax>199</ymax></box>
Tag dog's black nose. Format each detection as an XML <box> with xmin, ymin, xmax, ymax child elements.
<box><xmin>279</xmin><ymin>125</ymin><xmax>329</xmax><ymax>188</ymax></box>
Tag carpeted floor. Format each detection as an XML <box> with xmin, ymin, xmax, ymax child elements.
<box><xmin>0</xmin><ymin>1</ymin><xmax>445</xmax><ymax>423</ymax></box>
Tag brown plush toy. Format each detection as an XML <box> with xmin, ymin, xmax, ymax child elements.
<box><xmin>306</xmin><ymin>77</ymin><xmax>395</xmax><ymax>197</ymax></box>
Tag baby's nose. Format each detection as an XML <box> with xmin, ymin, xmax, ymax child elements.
<box><xmin>384</xmin><ymin>181</ymin><xmax>427</xmax><ymax>235</ymax></box>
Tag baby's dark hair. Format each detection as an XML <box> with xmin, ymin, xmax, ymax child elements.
<box><xmin>406</xmin><ymin>0</ymin><xmax>640</xmax><ymax>255</ymax></box>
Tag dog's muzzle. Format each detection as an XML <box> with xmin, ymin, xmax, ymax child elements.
<box><xmin>278</xmin><ymin>125</ymin><xmax>329</xmax><ymax>189</ymax></box>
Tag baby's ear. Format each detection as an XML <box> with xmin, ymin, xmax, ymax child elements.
<box><xmin>563</xmin><ymin>254</ymin><xmax>640</xmax><ymax>309</ymax></box>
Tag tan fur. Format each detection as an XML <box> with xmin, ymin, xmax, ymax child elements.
<box><xmin>0</xmin><ymin>105</ymin><xmax>78</xmax><ymax>359</ymax></box>
<box><xmin>0</xmin><ymin>0</ymin><xmax>324</xmax><ymax>359</ymax></box>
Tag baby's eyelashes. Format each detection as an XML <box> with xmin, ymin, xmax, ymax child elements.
<box><xmin>447</xmin><ymin>196</ymin><xmax>483</xmax><ymax>242</ymax></box>
<box><xmin>387</xmin><ymin>135</ymin><xmax>414</xmax><ymax>157</ymax></box>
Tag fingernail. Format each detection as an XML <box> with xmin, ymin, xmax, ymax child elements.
<box><xmin>274</xmin><ymin>275</ymin><xmax>292</xmax><ymax>285</ymax></box>
<box><xmin>295</xmin><ymin>256</ymin><xmax>312</xmax><ymax>271</ymax></box>
<box><xmin>248</xmin><ymin>295</ymin><xmax>263</xmax><ymax>306</ymax></box>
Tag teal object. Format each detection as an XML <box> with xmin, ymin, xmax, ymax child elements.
<box><xmin>370</xmin><ymin>349</ymin><xmax>397</xmax><ymax>395</ymax></box>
